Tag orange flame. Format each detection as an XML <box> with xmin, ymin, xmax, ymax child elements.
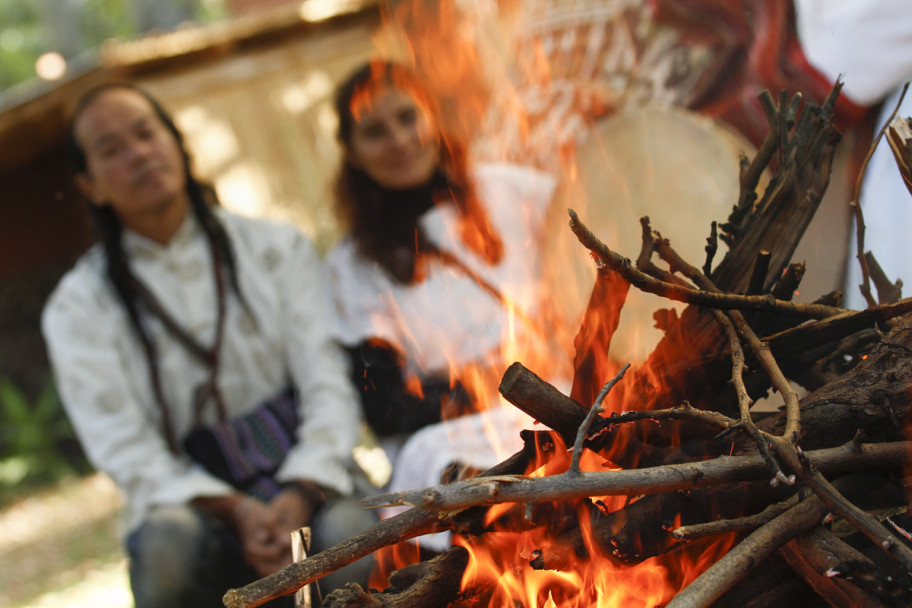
<box><xmin>369</xmin><ymin>539</ymin><xmax>425</xmax><ymax>592</ymax></box>
<box><xmin>454</xmin><ymin>432</ymin><xmax>737</xmax><ymax>607</ymax></box>
<box><xmin>361</xmin><ymin>1</ymin><xmax>745</xmax><ymax>604</ymax></box>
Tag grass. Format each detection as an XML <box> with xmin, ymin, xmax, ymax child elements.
<box><xmin>0</xmin><ymin>473</ymin><xmax>133</xmax><ymax>608</ymax></box>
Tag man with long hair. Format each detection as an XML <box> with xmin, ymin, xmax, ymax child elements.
<box><xmin>42</xmin><ymin>83</ymin><xmax>374</xmax><ymax>606</ymax></box>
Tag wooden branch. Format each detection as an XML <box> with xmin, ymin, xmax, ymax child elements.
<box><xmin>569</xmin><ymin>363</ymin><xmax>630</xmax><ymax>474</ymax></box>
<box><xmin>535</xmin><ymin>472</ymin><xmax>906</xmax><ymax>572</ymax></box>
<box><xmin>851</xmin><ymin>82</ymin><xmax>910</xmax><ymax>308</ymax></box>
<box><xmin>733</xmin><ymin>309</ymin><xmax>802</xmax><ymax>441</ymax></box>
<box><xmin>770</xmin><ymin>262</ymin><xmax>805</xmax><ymax>301</ymax></box>
<box><xmin>779</xmin><ymin>526</ymin><xmax>885</xmax><ymax>608</ymax></box>
<box><xmin>745</xmin><ymin>261</ymin><xmax>810</xmax><ymax>338</ymax></box>
<box><xmin>886</xmin><ymin>110</ymin><xmax>912</xmax><ymax>198</ymax></box>
<box><xmin>672</xmin><ymin>471</ymin><xmax>895</xmax><ymax>542</ymax></box>
<box><xmin>599</xmin><ymin>401</ymin><xmax>735</xmax><ymax>432</ymax></box>
<box><xmin>759</xmin><ymin>311</ymin><xmax>912</xmax><ymax>450</ymax></box>
<box><xmin>715</xmin><ymin>85</ymin><xmax>840</xmax><ymax>293</ymax></box>
<box><xmin>360</xmin><ymin>442</ymin><xmax>910</xmax><ymax>512</ymax></box>
<box><xmin>769</xmin><ymin>434</ymin><xmax>912</xmax><ymax>572</ymax></box>
<box><xmin>706</xmin><ymin>295</ymin><xmax>910</xmax><ymax>575</ymax></box>
<box><xmin>762</xmin><ymin>299</ymin><xmax>912</xmax><ymax>361</ymax></box>
<box><xmin>730</xmin><ymin>89</ymin><xmax>790</xmax><ymax>239</ymax></box>
<box><xmin>568</xmin><ymin>209</ymin><xmax>845</xmax><ymax>319</ymax></box>
<box><xmin>223</xmin><ymin>508</ymin><xmax>446</xmax><ymax>608</ymax></box>
<box><xmin>636</xmin><ymin>217</ymin><xmax>690</xmax><ymax>287</ymax></box>
<box><xmin>665</xmin><ymin>491</ymin><xmax>832</xmax><ymax>608</ymax></box>
<box><xmin>703</xmin><ymin>220</ymin><xmax>718</xmax><ymax>276</ymax></box>
<box><xmin>746</xmin><ymin>251</ymin><xmax>771</xmax><ymax>295</ymax></box>
<box><xmin>506</xmin><ymin>362</ymin><xmax>693</xmax><ymax>467</ymax></box>
<box><xmin>672</xmin><ymin>494</ymin><xmax>799</xmax><ymax>541</ymax></box>
<box><xmin>224</xmin><ymin>442</ymin><xmax>537</xmax><ymax>608</ymax></box>
<box><xmin>864</xmin><ymin>251</ymin><xmax>903</xmax><ymax>305</ymax></box>
<box><xmin>649</xmin><ymin>230</ymin><xmax>801</xmax><ymax>446</ymax></box>
<box><xmin>320</xmin><ymin>547</ymin><xmax>469</xmax><ymax>608</ymax></box>
<box><xmin>498</xmin><ymin>362</ymin><xmax>587</xmax><ymax>446</ymax></box>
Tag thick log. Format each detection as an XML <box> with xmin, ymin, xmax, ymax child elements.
<box><xmin>780</xmin><ymin>526</ymin><xmax>886</xmax><ymax>608</ymax></box>
<box><xmin>498</xmin><ymin>362</ymin><xmax>587</xmax><ymax>445</ymax></box>
<box><xmin>757</xmin><ymin>311</ymin><xmax>912</xmax><ymax>449</ymax></box>
<box><xmin>501</xmin><ymin>361</ymin><xmax>693</xmax><ymax>467</ymax></box>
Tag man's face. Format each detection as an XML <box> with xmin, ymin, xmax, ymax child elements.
<box><xmin>73</xmin><ymin>88</ymin><xmax>188</xmax><ymax>229</ymax></box>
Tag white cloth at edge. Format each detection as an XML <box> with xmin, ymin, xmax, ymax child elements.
<box><xmin>793</xmin><ymin>0</ymin><xmax>912</xmax><ymax>308</ymax></box>
<box><xmin>794</xmin><ymin>0</ymin><xmax>912</xmax><ymax>106</ymax></box>
<box><xmin>326</xmin><ymin>163</ymin><xmax>558</xmax><ymax>550</ymax></box>
<box><xmin>41</xmin><ymin>208</ymin><xmax>362</xmax><ymax>535</ymax></box>
<box><xmin>843</xmin><ymin>90</ymin><xmax>912</xmax><ymax>309</ymax></box>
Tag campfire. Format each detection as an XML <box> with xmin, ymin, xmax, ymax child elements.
<box><xmin>221</xmin><ymin>77</ymin><xmax>912</xmax><ymax>608</ymax></box>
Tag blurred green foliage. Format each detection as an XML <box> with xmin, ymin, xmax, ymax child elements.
<box><xmin>0</xmin><ymin>1</ymin><xmax>45</xmax><ymax>90</ymax></box>
<box><xmin>80</xmin><ymin>0</ymin><xmax>139</xmax><ymax>44</ymax></box>
<box><xmin>0</xmin><ymin>376</ymin><xmax>90</xmax><ymax>506</ymax></box>
<box><xmin>0</xmin><ymin>0</ymin><xmax>229</xmax><ymax>92</ymax></box>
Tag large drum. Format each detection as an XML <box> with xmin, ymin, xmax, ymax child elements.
<box><xmin>541</xmin><ymin>102</ymin><xmax>762</xmax><ymax>363</ymax></box>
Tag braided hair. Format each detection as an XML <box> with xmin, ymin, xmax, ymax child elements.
<box><xmin>67</xmin><ymin>83</ymin><xmax>248</xmax><ymax>449</ymax></box>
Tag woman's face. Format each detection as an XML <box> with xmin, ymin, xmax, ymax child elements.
<box><xmin>345</xmin><ymin>86</ymin><xmax>440</xmax><ymax>191</ymax></box>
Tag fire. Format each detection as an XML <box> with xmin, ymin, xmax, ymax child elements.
<box><xmin>359</xmin><ymin>1</ymin><xmax>745</xmax><ymax>604</ymax></box>
<box><xmin>459</xmin><ymin>531</ymin><xmax>677</xmax><ymax>608</ymax></box>
<box><xmin>448</xmin><ymin>431</ymin><xmax>736</xmax><ymax>607</ymax></box>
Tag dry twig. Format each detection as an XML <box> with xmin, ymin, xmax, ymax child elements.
<box><xmin>569</xmin><ymin>364</ymin><xmax>630</xmax><ymax>474</ymax></box>
<box><xmin>666</xmin><ymin>491</ymin><xmax>833</xmax><ymax>608</ymax></box>
<box><xmin>850</xmin><ymin>82</ymin><xmax>910</xmax><ymax>308</ymax></box>
<box><xmin>567</xmin><ymin>209</ymin><xmax>845</xmax><ymax>320</ymax></box>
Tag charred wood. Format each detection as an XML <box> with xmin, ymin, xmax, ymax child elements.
<box><xmin>498</xmin><ymin>362</ymin><xmax>587</xmax><ymax>446</ymax></box>
<box><xmin>780</xmin><ymin>526</ymin><xmax>887</xmax><ymax>608</ymax></box>
<box><xmin>756</xmin><ymin>312</ymin><xmax>912</xmax><ymax>449</ymax></box>
<box><xmin>714</xmin><ymin>551</ymin><xmax>829</xmax><ymax>608</ymax></box>
<box><xmin>320</xmin><ymin>547</ymin><xmax>469</xmax><ymax>608</ymax></box>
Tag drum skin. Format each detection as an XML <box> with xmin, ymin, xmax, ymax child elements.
<box><xmin>541</xmin><ymin>102</ymin><xmax>762</xmax><ymax>363</ymax></box>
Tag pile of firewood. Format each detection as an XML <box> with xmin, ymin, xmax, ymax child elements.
<box><xmin>223</xmin><ymin>84</ymin><xmax>912</xmax><ymax>608</ymax></box>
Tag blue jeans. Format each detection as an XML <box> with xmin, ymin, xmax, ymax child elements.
<box><xmin>127</xmin><ymin>497</ymin><xmax>378</xmax><ymax>608</ymax></box>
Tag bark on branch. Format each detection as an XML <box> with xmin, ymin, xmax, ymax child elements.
<box><xmin>567</xmin><ymin>208</ymin><xmax>845</xmax><ymax>319</ymax></box>
<box><xmin>360</xmin><ymin>442</ymin><xmax>910</xmax><ymax>512</ymax></box>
